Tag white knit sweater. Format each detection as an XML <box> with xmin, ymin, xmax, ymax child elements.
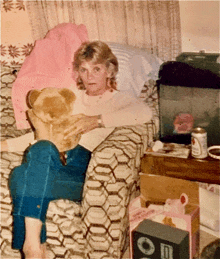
<box><xmin>7</xmin><ymin>88</ymin><xmax>152</xmax><ymax>152</ymax></box>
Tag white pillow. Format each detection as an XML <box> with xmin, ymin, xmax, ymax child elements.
<box><xmin>199</xmin><ymin>187</ymin><xmax>220</xmax><ymax>231</ymax></box>
<box><xmin>107</xmin><ymin>42</ymin><xmax>162</xmax><ymax>97</ymax></box>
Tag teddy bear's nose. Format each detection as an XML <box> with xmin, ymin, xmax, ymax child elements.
<box><xmin>49</xmin><ymin>111</ymin><xmax>56</xmax><ymax>119</ymax></box>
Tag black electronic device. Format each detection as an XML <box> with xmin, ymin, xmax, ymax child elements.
<box><xmin>132</xmin><ymin>219</ymin><xmax>189</xmax><ymax>259</ymax></box>
<box><xmin>176</xmin><ymin>52</ymin><xmax>220</xmax><ymax>76</ymax></box>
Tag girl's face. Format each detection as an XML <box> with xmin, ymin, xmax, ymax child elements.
<box><xmin>78</xmin><ymin>61</ymin><xmax>110</xmax><ymax>96</ymax></box>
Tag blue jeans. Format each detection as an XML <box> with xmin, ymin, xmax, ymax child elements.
<box><xmin>9</xmin><ymin>140</ymin><xmax>91</xmax><ymax>250</ymax></box>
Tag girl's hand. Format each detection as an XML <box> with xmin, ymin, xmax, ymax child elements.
<box><xmin>64</xmin><ymin>114</ymin><xmax>100</xmax><ymax>140</ymax></box>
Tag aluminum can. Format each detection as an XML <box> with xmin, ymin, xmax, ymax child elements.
<box><xmin>191</xmin><ymin>127</ymin><xmax>207</xmax><ymax>158</ymax></box>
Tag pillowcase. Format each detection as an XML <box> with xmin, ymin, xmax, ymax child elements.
<box><xmin>107</xmin><ymin>42</ymin><xmax>162</xmax><ymax>97</ymax></box>
<box><xmin>199</xmin><ymin>187</ymin><xmax>220</xmax><ymax>231</ymax></box>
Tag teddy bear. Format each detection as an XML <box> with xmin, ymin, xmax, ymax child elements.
<box><xmin>27</xmin><ymin>87</ymin><xmax>81</xmax><ymax>165</ymax></box>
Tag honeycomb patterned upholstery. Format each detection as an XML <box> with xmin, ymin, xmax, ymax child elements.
<box><xmin>1</xmin><ymin>65</ymin><xmax>158</xmax><ymax>259</ymax></box>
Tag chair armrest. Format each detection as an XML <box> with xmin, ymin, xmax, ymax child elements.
<box><xmin>81</xmin><ymin>123</ymin><xmax>156</xmax><ymax>258</ymax></box>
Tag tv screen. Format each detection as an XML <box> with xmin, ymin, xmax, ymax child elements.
<box><xmin>158</xmin><ymin>84</ymin><xmax>220</xmax><ymax>147</ymax></box>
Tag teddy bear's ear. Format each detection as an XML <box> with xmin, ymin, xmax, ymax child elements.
<box><xmin>27</xmin><ymin>89</ymin><xmax>41</xmax><ymax>108</ymax></box>
<box><xmin>59</xmin><ymin>88</ymin><xmax>76</xmax><ymax>104</ymax></box>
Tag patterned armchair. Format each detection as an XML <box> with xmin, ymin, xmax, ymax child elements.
<box><xmin>1</xmin><ymin>64</ymin><xmax>159</xmax><ymax>259</ymax></box>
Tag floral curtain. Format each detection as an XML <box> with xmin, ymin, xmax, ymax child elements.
<box><xmin>1</xmin><ymin>0</ymin><xmax>34</xmax><ymax>66</ymax></box>
<box><xmin>25</xmin><ymin>0</ymin><xmax>182</xmax><ymax>61</ymax></box>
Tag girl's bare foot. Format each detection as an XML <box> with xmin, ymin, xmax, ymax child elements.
<box><xmin>23</xmin><ymin>242</ymin><xmax>47</xmax><ymax>259</ymax></box>
<box><xmin>23</xmin><ymin>217</ymin><xmax>45</xmax><ymax>259</ymax></box>
<box><xmin>23</xmin><ymin>242</ymin><xmax>43</xmax><ymax>258</ymax></box>
<box><xmin>41</xmin><ymin>243</ymin><xmax>47</xmax><ymax>259</ymax></box>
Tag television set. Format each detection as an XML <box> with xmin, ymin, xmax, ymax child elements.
<box><xmin>157</xmin><ymin>57</ymin><xmax>220</xmax><ymax>147</ymax></box>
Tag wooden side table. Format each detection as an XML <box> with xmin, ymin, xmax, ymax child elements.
<box><xmin>141</xmin><ymin>154</ymin><xmax>220</xmax><ymax>184</ymax></box>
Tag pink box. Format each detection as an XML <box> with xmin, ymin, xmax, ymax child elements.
<box><xmin>129</xmin><ymin>174</ymin><xmax>200</xmax><ymax>259</ymax></box>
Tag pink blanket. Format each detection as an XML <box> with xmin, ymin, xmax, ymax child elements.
<box><xmin>12</xmin><ymin>23</ymin><xmax>89</xmax><ymax>129</ymax></box>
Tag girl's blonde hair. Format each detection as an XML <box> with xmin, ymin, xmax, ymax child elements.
<box><xmin>73</xmin><ymin>41</ymin><xmax>118</xmax><ymax>90</ymax></box>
